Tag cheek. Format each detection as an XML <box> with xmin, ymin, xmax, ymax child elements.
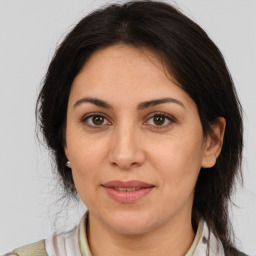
<box><xmin>66</xmin><ymin>134</ymin><xmax>108</xmax><ymax>199</ymax></box>
<box><xmin>66</xmin><ymin>126</ymin><xmax>108</xmax><ymax>167</ymax></box>
<box><xmin>149</xmin><ymin>135</ymin><xmax>204</xmax><ymax>193</ymax></box>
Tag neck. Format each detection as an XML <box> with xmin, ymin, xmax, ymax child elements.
<box><xmin>87</xmin><ymin>212</ymin><xmax>195</xmax><ymax>256</ymax></box>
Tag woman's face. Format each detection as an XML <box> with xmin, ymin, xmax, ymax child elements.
<box><xmin>65</xmin><ymin>44</ymin><xmax>217</xmax><ymax>234</ymax></box>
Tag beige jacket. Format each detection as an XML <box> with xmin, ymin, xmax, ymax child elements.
<box><xmin>4</xmin><ymin>213</ymin><xmax>226</xmax><ymax>256</ymax></box>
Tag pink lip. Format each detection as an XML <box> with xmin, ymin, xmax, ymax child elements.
<box><xmin>102</xmin><ymin>180</ymin><xmax>155</xmax><ymax>204</ymax></box>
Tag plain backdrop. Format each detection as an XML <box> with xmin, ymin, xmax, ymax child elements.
<box><xmin>0</xmin><ymin>0</ymin><xmax>255</xmax><ymax>254</ymax></box>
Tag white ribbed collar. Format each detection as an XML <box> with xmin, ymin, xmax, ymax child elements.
<box><xmin>45</xmin><ymin>212</ymin><xmax>225</xmax><ymax>256</ymax></box>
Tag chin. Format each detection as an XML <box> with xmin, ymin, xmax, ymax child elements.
<box><xmin>110</xmin><ymin>221</ymin><xmax>153</xmax><ymax>235</ymax></box>
<box><xmin>102</xmin><ymin>209</ymin><xmax>155</xmax><ymax>235</ymax></box>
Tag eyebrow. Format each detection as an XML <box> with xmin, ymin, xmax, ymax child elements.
<box><xmin>73</xmin><ymin>97</ymin><xmax>113</xmax><ymax>109</ymax></box>
<box><xmin>73</xmin><ymin>97</ymin><xmax>185</xmax><ymax>110</ymax></box>
<box><xmin>137</xmin><ymin>98</ymin><xmax>185</xmax><ymax>110</ymax></box>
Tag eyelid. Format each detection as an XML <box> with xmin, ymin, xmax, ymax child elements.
<box><xmin>144</xmin><ymin>112</ymin><xmax>176</xmax><ymax>129</ymax></box>
<box><xmin>81</xmin><ymin>112</ymin><xmax>112</xmax><ymax>128</ymax></box>
<box><xmin>80</xmin><ymin>111</ymin><xmax>176</xmax><ymax>130</ymax></box>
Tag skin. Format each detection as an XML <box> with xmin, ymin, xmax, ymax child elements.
<box><xmin>65</xmin><ymin>44</ymin><xmax>225</xmax><ymax>256</ymax></box>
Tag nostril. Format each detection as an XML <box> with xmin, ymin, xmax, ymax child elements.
<box><xmin>111</xmin><ymin>161</ymin><xmax>138</xmax><ymax>169</ymax></box>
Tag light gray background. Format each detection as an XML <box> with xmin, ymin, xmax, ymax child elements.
<box><xmin>0</xmin><ymin>0</ymin><xmax>255</xmax><ymax>254</ymax></box>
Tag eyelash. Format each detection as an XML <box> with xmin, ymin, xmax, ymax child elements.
<box><xmin>81</xmin><ymin>112</ymin><xmax>111</xmax><ymax>129</ymax></box>
<box><xmin>81</xmin><ymin>112</ymin><xmax>176</xmax><ymax>130</ymax></box>
<box><xmin>144</xmin><ymin>112</ymin><xmax>176</xmax><ymax>130</ymax></box>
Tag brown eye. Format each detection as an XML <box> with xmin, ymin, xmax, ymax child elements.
<box><xmin>145</xmin><ymin>113</ymin><xmax>174</xmax><ymax>129</ymax></box>
<box><xmin>83</xmin><ymin>114</ymin><xmax>110</xmax><ymax>128</ymax></box>
<box><xmin>153</xmin><ymin>115</ymin><xmax>165</xmax><ymax>125</ymax></box>
<box><xmin>92</xmin><ymin>116</ymin><xmax>104</xmax><ymax>125</ymax></box>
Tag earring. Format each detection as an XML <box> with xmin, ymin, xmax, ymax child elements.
<box><xmin>66</xmin><ymin>160</ymin><xmax>71</xmax><ymax>167</ymax></box>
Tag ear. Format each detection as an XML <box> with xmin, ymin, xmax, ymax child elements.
<box><xmin>64</xmin><ymin>146</ymin><xmax>70</xmax><ymax>161</ymax></box>
<box><xmin>201</xmin><ymin>117</ymin><xmax>226</xmax><ymax>168</ymax></box>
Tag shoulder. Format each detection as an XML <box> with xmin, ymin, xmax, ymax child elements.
<box><xmin>228</xmin><ymin>247</ymin><xmax>250</xmax><ymax>256</ymax></box>
<box><xmin>229</xmin><ymin>249</ymin><xmax>250</xmax><ymax>256</ymax></box>
<box><xmin>45</xmin><ymin>225</ymin><xmax>81</xmax><ymax>255</ymax></box>
<box><xmin>195</xmin><ymin>220</ymin><xmax>250</xmax><ymax>256</ymax></box>
<box><xmin>3</xmin><ymin>213</ymin><xmax>88</xmax><ymax>256</ymax></box>
<box><xmin>4</xmin><ymin>226</ymin><xmax>79</xmax><ymax>256</ymax></box>
<box><xmin>3</xmin><ymin>226</ymin><xmax>79</xmax><ymax>256</ymax></box>
<box><xmin>4</xmin><ymin>239</ymin><xmax>48</xmax><ymax>256</ymax></box>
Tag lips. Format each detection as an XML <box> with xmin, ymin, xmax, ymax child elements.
<box><xmin>113</xmin><ymin>187</ymin><xmax>142</xmax><ymax>191</ymax></box>
<box><xmin>102</xmin><ymin>180</ymin><xmax>155</xmax><ymax>203</ymax></box>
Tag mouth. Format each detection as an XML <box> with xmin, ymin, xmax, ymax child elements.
<box><xmin>111</xmin><ymin>187</ymin><xmax>144</xmax><ymax>192</ymax></box>
<box><xmin>102</xmin><ymin>180</ymin><xmax>155</xmax><ymax>203</ymax></box>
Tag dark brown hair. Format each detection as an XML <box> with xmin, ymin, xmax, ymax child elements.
<box><xmin>37</xmin><ymin>1</ymin><xmax>243</xmax><ymax>255</ymax></box>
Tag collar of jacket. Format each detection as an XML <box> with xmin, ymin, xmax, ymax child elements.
<box><xmin>44</xmin><ymin>212</ymin><xmax>225</xmax><ymax>256</ymax></box>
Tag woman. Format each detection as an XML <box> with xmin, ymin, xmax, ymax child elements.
<box><xmin>5</xmin><ymin>1</ymin><xmax>248</xmax><ymax>255</ymax></box>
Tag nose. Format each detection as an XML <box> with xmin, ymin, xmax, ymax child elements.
<box><xmin>109</xmin><ymin>124</ymin><xmax>146</xmax><ymax>170</ymax></box>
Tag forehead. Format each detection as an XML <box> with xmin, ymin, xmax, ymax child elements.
<box><xmin>76</xmin><ymin>44</ymin><xmax>169</xmax><ymax>82</ymax></box>
<box><xmin>69</xmin><ymin>44</ymin><xmax>194</xmax><ymax>109</ymax></box>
